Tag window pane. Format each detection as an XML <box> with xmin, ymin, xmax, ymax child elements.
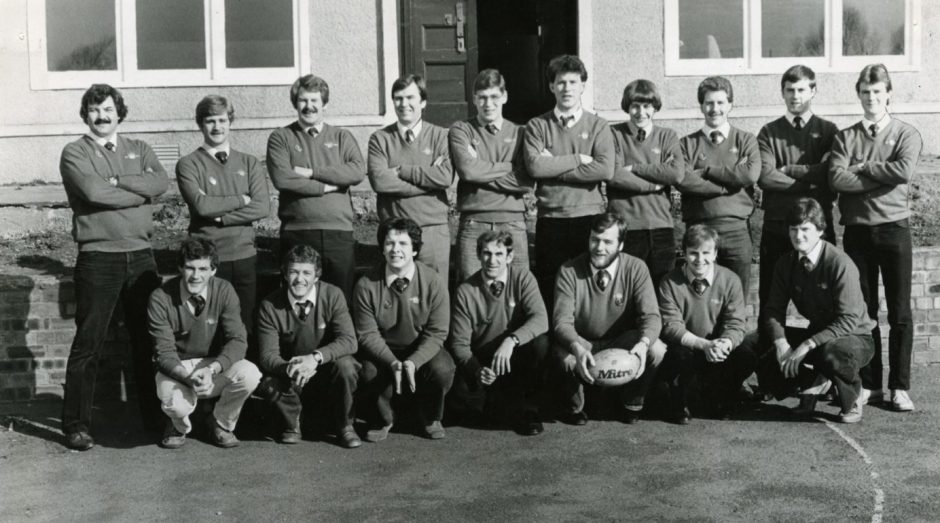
<box><xmin>45</xmin><ymin>0</ymin><xmax>116</xmax><ymax>71</ymax></box>
<box><xmin>678</xmin><ymin>0</ymin><xmax>743</xmax><ymax>59</ymax></box>
<box><xmin>225</xmin><ymin>0</ymin><xmax>294</xmax><ymax>68</ymax></box>
<box><xmin>136</xmin><ymin>0</ymin><xmax>206</xmax><ymax>70</ymax></box>
<box><xmin>843</xmin><ymin>0</ymin><xmax>905</xmax><ymax>56</ymax></box>
<box><xmin>761</xmin><ymin>0</ymin><xmax>824</xmax><ymax>57</ymax></box>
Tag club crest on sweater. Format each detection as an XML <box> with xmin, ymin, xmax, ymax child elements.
<box><xmin>886</xmin><ymin>139</ymin><xmax>897</xmax><ymax>146</ymax></box>
<box><xmin>126</xmin><ymin>152</ymin><xmax>138</xmax><ymax>160</ymax></box>
<box><xmin>503</xmin><ymin>137</ymin><xmax>515</xmax><ymax>144</ymax></box>
<box><xmin>237</xmin><ymin>169</ymin><xmax>246</xmax><ymax>177</ymax></box>
<box><xmin>422</xmin><ymin>147</ymin><xmax>433</xmax><ymax>155</ymax></box>
<box><xmin>652</xmin><ymin>147</ymin><xmax>661</xmax><ymax>154</ymax></box>
<box><xmin>614</xmin><ymin>293</ymin><xmax>624</xmax><ymax>306</ymax></box>
<box><xmin>208</xmin><ymin>177</ymin><xmax>218</xmax><ymax>185</ymax></box>
<box><xmin>294</xmin><ymin>144</ymin><xmax>303</xmax><ymax>152</ymax></box>
<box><xmin>95</xmin><ymin>150</ymin><xmax>103</xmax><ymax>158</ymax></box>
<box><xmin>729</xmin><ymin>147</ymin><xmax>739</xmax><ymax>154</ymax></box>
<box><xmin>580</xmin><ymin>131</ymin><xmax>589</xmax><ymax>140</ymax></box>
<box><xmin>324</xmin><ymin>142</ymin><xmax>338</xmax><ymax>149</ymax></box>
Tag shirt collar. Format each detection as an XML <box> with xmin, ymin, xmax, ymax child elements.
<box><xmin>201</xmin><ymin>143</ymin><xmax>231</xmax><ymax>158</ymax></box>
<box><xmin>554</xmin><ymin>106</ymin><xmax>583</xmax><ymax>127</ymax></box>
<box><xmin>684</xmin><ymin>264</ymin><xmax>715</xmax><ymax>286</ymax></box>
<box><xmin>287</xmin><ymin>283</ymin><xmax>317</xmax><ymax>308</ymax></box>
<box><xmin>484</xmin><ymin>267</ymin><xmax>509</xmax><ymax>287</ymax></box>
<box><xmin>862</xmin><ymin>113</ymin><xmax>891</xmax><ymax>134</ymax></box>
<box><xmin>785</xmin><ymin>110</ymin><xmax>813</xmax><ymax>127</ymax></box>
<box><xmin>801</xmin><ymin>239</ymin><xmax>825</xmax><ymax>267</ymax></box>
<box><xmin>180</xmin><ymin>279</ymin><xmax>210</xmax><ymax>311</ymax></box>
<box><xmin>301</xmin><ymin>121</ymin><xmax>325</xmax><ymax>135</ymax></box>
<box><xmin>385</xmin><ymin>262</ymin><xmax>417</xmax><ymax>288</ymax></box>
<box><xmin>631</xmin><ymin>120</ymin><xmax>654</xmax><ymax>134</ymax></box>
<box><xmin>397</xmin><ymin>120</ymin><xmax>423</xmax><ymax>140</ymax></box>
<box><xmin>477</xmin><ymin>117</ymin><xmax>503</xmax><ymax>131</ymax></box>
<box><xmin>591</xmin><ymin>255</ymin><xmax>619</xmax><ymax>279</ymax></box>
<box><xmin>702</xmin><ymin>122</ymin><xmax>731</xmax><ymax>140</ymax></box>
<box><xmin>87</xmin><ymin>132</ymin><xmax>118</xmax><ymax>150</ymax></box>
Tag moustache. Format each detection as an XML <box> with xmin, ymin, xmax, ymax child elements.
<box><xmin>94</xmin><ymin>118</ymin><xmax>112</xmax><ymax>125</ymax></box>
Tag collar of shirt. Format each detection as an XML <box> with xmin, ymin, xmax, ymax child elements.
<box><xmin>591</xmin><ymin>255</ymin><xmax>619</xmax><ymax>279</ymax></box>
<box><xmin>631</xmin><ymin>120</ymin><xmax>654</xmax><ymax>135</ymax></box>
<box><xmin>385</xmin><ymin>263</ymin><xmax>417</xmax><ymax>288</ymax></box>
<box><xmin>301</xmin><ymin>121</ymin><xmax>325</xmax><ymax>135</ymax></box>
<box><xmin>287</xmin><ymin>283</ymin><xmax>317</xmax><ymax>310</ymax></box>
<box><xmin>87</xmin><ymin>132</ymin><xmax>118</xmax><ymax>150</ymax></box>
<box><xmin>701</xmin><ymin>122</ymin><xmax>731</xmax><ymax>140</ymax></box>
<box><xmin>477</xmin><ymin>117</ymin><xmax>503</xmax><ymax>131</ymax></box>
<box><xmin>862</xmin><ymin>113</ymin><xmax>891</xmax><ymax>134</ymax></box>
<box><xmin>397</xmin><ymin>120</ymin><xmax>423</xmax><ymax>140</ymax></box>
<box><xmin>801</xmin><ymin>239</ymin><xmax>825</xmax><ymax>266</ymax></box>
<box><xmin>553</xmin><ymin>106</ymin><xmax>584</xmax><ymax>127</ymax></box>
<box><xmin>201</xmin><ymin>143</ymin><xmax>231</xmax><ymax>158</ymax></box>
<box><xmin>684</xmin><ymin>264</ymin><xmax>715</xmax><ymax>286</ymax></box>
<box><xmin>484</xmin><ymin>268</ymin><xmax>510</xmax><ymax>288</ymax></box>
<box><xmin>785</xmin><ymin>110</ymin><xmax>813</xmax><ymax>127</ymax></box>
<box><xmin>180</xmin><ymin>279</ymin><xmax>210</xmax><ymax>314</ymax></box>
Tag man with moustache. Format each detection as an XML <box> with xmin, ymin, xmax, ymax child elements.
<box><xmin>449</xmin><ymin>231</ymin><xmax>548</xmax><ymax>435</ymax></box>
<box><xmin>148</xmin><ymin>239</ymin><xmax>261</xmax><ymax>449</ymax></box>
<box><xmin>757</xmin><ymin>65</ymin><xmax>839</xmax><ymax>310</ymax></box>
<box><xmin>267</xmin><ymin>75</ymin><xmax>365</xmax><ymax>300</ymax></box>
<box><xmin>59</xmin><ymin>83</ymin><xmax>169</xmax><ymax>450</ymax></box>
<box><xmin>177</xmin><ymin>95</ymin><xmax>270</xmax><ymax>336</ymax></box>
<box><xmin>449</xmin><ymin>69</ymin><xmax>532</xmax><ymax>283</ymax></box>
<box><xmin>368</xmin><ymin>75</ymin><xmax>454</xmax><ymax>283</ymax></box>
<box><xmin>678</xmin><ymin>76</ymin><xmax>761</xmax><ymax>299</ymax></box>
<box><xmin>551</xmin><ymin>213</ymin><xmax>665</xmax><ymax>425</ymax></box>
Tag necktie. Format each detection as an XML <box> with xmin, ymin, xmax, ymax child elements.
<box><xmin>485</xmin><ymin>124</ymin><xmax>498</xmax><ymax>135</ymax></box>
<box><xmin>637</xmin><ymin>128</ymin><xmax>647</xmax><ymax>143</ymax></box>
<box><xmin>710</xmin><ymin>130</ymin><xmax>724</xmax><ymax>145</ymax></box>
<box><xmin>559</xmin><ymin>115</ymin><xmax>573</xmax><ymax>128</ymax></box>
<box><xmin>793</xmin><ymin>116</ymin><xmax>803</xmax><ymax>130</ymax></box>
<box><xmin>307</xmin><ymin>127</ymin><xmax>319</xmax><ymax>138</ymax></box>
<box><xmin>800</xmin><ymin>256</ymin><xmax>813</xmax><ymax>274</ymax></box>
<box><xmin>190</xmin><ymin>295</ymin><xmax>206</xmax><ymax>317</ymax></box>
<box><xmin>215</xmin><ymin>151</ymin><xmax>228</xmax><ymax>164</ymax></box>
<box><xmin>392</xmin><ymin>277</ymin><xmax>410</xmax><ymax>293</ymax></box>
<box><xmin>489</xmin><ymin>280</ymin><xmax>505</xmax><ymax>297</ymax></box>
<box><xmin>595</xmin><ymin>270</ymin><xmax>611</xmax><ymax>291</ymax></box>
<box><xmin>869</xmin><ymin>124</ymin><xmax>877</xmax><ymax>137</ymax></box>
<box><xmin>405</xmin><ymin>129</ymin><xmax>415</xmax><ymax>144</ymax></box>
<box><xmin>104</xmin><ymin>142</ymin><xmax>115</xmax><ymax>152</ymax></box>
<box><xmin>296</xmin><ymin>300</ymin><xmax>312</xmax><ymax>320</ymax></box>
<box><xmin>692</xmin><ymin>278</ymin><xmax>708</xmax><ymax>296</ymax></box>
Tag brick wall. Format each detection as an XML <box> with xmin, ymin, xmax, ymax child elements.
<box><xmin>3</xmin><ymin>248</ymin><xmax>940</xmax><ymax>403</ymax></box>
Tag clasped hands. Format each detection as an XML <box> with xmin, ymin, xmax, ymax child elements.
<box><xmin>286</xmin><ymin>354</ymin><xmax>320</xmax><ymax>389</ymax></box>
<box><xmin>775</xmin><ymin>339</ymin><xmax>815</xmax><ymax>379</ymax></box>
<box><xmin>391</xmin><ymin>360</ymin><xmax>417</xmax><ymax>394</ymax></box>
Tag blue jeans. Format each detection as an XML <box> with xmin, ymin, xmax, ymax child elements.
<box><xmin>62</xmin><ymin>249</ymin><xmax>162</xmax><ymax>434</ymax></box>
<box><xmin>456</xmin><ymin>217</ymin><xmax>529</xmax><ymax>283</ymax></box>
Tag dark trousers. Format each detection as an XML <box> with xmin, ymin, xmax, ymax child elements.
<box><xmin>758</xmin><ymin>221</ymin><xmax>836</xmax><ymax>312</ymax></box>
<box><xmin>214</xmin><ymin>255</ymin><xmax>257</xmax><ymax>335</ymax></box>
<box><xmin>280</xmin><ymin>228</ymin><xmax>356</xmax><ymax>303</ymax></box>
<box><xmin>358</xmin><ymin>350</ymin><xmax>456</xmax><ymax>427</ymax></box>
<box><xmin>260</xmin><ymin>356</ymin><xmax>360</xmax><ymax>432</ymax></box>
<box><xmin>62</xmin><ymin>249</ymin><xmax>162</xmax><ymax>434</ymax></box>
<box><xmin>749</xmin><ymin>328</ymin><xmax>875</xmax><ymax>412</ymax></box>
<box><xmin>658</xmin><ymin>342</ymin><xmax>760</xmax><ymax>412</ymax></box>
<box><xmin>707</xmin><ymin>221</ymin><xmax>753</xmax><ymax>301</ymax></box>
<box><xmin>844</xmin><ymin>221</ymin><xmax>913</xmax><ymax>391</ymax></box>
<box><xmin>622</xmin><ymin>227</ymin><xmax>676</xmax><ymax>287</ymax></box>
<box><xmin>535</xmin><ymin>215</ymin><xmax>597</xmax><ymax>309</ymax></box>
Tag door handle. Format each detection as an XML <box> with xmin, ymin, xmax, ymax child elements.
<box><xmin>456</xmin><ymin>2</ymin><xmax>465</xmax><ymax>53</ymax></box>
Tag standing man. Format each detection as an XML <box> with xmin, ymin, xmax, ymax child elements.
<box><xmin>757</xmin><ymin>65</ymin><xmax>839</xmax><ymax>309</ymax></box>
<box><xmin>367</xmin><ymin>75</ymin><xmax>454</xmax><ymax>283</ymax></box>
<box><xmin>552</xmin><ymin>213</ymin><xmax>665</xmax><ymax>425</ymax></box>
<box><xmin>59</xmin><ymin>84</ymin><xmax>169</xmax><ymax>450</ymax></box>
<box><xmin>450</xmin><ymin>69</ymin><xmax>533</xmax><ymax>283</ymax></box>
<box><xmin>609</xmin><ymin>79</ymin><xmax>684</xmax><ymax>286</ymax></box>
<box><xmin>148</xmin><ymin>239</ymin><xmax>261</xmax><ymax>448</ymax></box>
<box><xmin>678</xmin><ymin>76</ymin><xmax>761</xmax><ymax>298</ymax></box>
<box><xmin>267</xmin><ymin>75</ymin><xmax>365</xmax><ymax>301</ymax></box>
<box><xmin>829</xmin><ymin>64</ymin><xmax>922</xmax><ymax>412</ymax></box>
<box><xmin>177</xmin><ymin>95</ymin><xmax>270</xmax><ymax>337</ymax></box>
<box><xmin>523</xmin><ymin>54</ymin><xmax>615</xmax><ymax>304</ymax></box>
<box><xmin>449</xmin><ymin>231</ymin><xmax>549</xmax><ymax>435</ymax></box>
<box><xmin>353</xmin><ymin>218</ymin><xmax>455</xmax><ymax>441</ymax></box>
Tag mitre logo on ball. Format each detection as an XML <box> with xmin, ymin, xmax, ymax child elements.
<box><xmin>589</xmin><ymin>348</ymin><xmax>642</xmax><ymax>387</ymax></box>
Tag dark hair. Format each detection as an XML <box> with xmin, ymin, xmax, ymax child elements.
<box><xmin>80</xmin><ymin>84</ymin><xmax>128</xmax><ymax>123</ymax></box>
<box><xmin>546</xmin><ymin>54</ymin><xmax>588</xmax><ymax>85</ymax></box>
<box><xmin>282</xmin><ymin>244</ymin><xmax>323</xmax><ymax>278</ymax></box>
<box><xmin>590</xmin><ymin>213</ymin><xmax>627</xmax><ymax>244</ymax></box>
<box><xmin>785</xmin><ymin>197</ymin><xmax>827</xmax><ymax>231</ymax></box>
<box><xmin>195</xmin><ymin>95</ymin><xmax>235</xmax><ymax>127</ymax></box>
<box><xmin>378</xmin><ymin>217</ymin><xmax>423</xmax><ymax>255</ymax></box>
<box><xmin>178</xmin><ymin>238</ymin><xmax>219</xmax><ymax>269</ymax></box>
<box><xmin>682</xmin><ymin>224</ymin><xmax>720</xmax><ymax>250</ymax></box>
<box><xmin>391</xmin><ymin>74</ymin><xmax>428</xmax><ymax>102</ymax></box>
<box><xmin>621</xmin><ymin>79</ymin><xmax>662</xmax><ymax>112</ymax></box>
<box><xmin>781</xmin><ymin>64</ymin><xmax>817</xmax><ymax>90</ymax></box>
<box><xmin>697</xmin><ymin>76</ymin><xmax>734</xmax><ymax>104</ymax></box>
<box><xmin>473</xmin><ymin>68</ymin><xmax>506</xmax><ymax>93</ymax></box>
<box><xmin>290</xmin><ymin>74</ymin><xmax>330</xmax><ymax>106</ymax></box>
<box><xmin>476</xmin><ymin>230</ymin><xmax>514</xmax><ymax>257</ymax></box>
<box><xmin>855</xmin><ymin>63</ymin><xmax>892</xmax><ymax>93</ymax></box>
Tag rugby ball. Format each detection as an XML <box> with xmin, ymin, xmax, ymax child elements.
<box><xmin>589</xmin><ymin>348</ymin><xmax>642</xmax><ymax>387</ymax></box>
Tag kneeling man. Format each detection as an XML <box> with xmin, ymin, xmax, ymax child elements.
<box><xmin>148</xmin><ymin>239</ymin><xmax>261</xmax><ymax>448</ymax></box>
<box><xmin>553</xmin><ymin>213</ymin><xmax>665</xmax><ymax>425</ymax></box>
<box><xmin>449</xmin><ymin>231</ymin><xmax>549</xmax><ymax>435</ymax></box>
<box><xmin>257</xmin><ymin>245</ymin><xmax>361</xmax><ymax>447</ymax></box>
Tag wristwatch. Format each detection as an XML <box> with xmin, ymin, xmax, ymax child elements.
<box><xmin>313</xmin><ymin>352</ymin><xmax>324</xmax><ymax>364</ymax></box>
<box><xmin>508</xmin><ymin>334</ymin><xmax>521</xmax><ymax>347</ymax></box>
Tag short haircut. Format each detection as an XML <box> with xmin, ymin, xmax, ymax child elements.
<box><xmin>855</xmin><ymin>63</ymin><xmax>892</xmax><ymax>93</ymax></box>
<box><xmin>391</xmin><ymin>74</ymin><xmax>428</xmax><ymax>102</ymax></box>
<box><xmin>781</xmin><ymin>64</ymin><xmax>817</xmax><ymax>90</ymax></box>
<box><xmin>290</xmin><ymin>74</ymin><xmax>330</xmax><ymax>106</ymax></box>
<box><xmin>195</xmin><ymin>95</ymin><xmax>235</xmax><ymax>127</ymax></box>
<box><xmin>546</xmin><ymin>54</ymin><xmax>588</xmax><ymax>85</ymax></box>
<box><xmin>80</xmin><ymin>83</ymin><xmax>128</xmax><ymax>123</ymax></box>
<box><xmin>378</xmin><ymin>217</ymin><xmax>423</xmax><ymax>255</ymax></box>
<box><xmin>473</xmin><ymin>68</ymin><xmax>506</xmax><ymax>94</ymax></box>
<box><xmin>785</xmin><ymin>197</ymin><xmax>827</xmax><ymax>232</ymax></box>
<box><xmin>476</xmin><ymin>230</ymin><xmax>514</xmax><ymax>257</ymax></box>
<box><xmin>683</xmin><ymin>224</ymin><xmax>720</xmax><ymax>250</ymax></box>
<box><xmin>178</xmin><ymin>237</ymin><xmax>219</xmax><ymax>269</ymax></box>
<box><xmin>621</xmin><ymin>79</ymin><xmax>663</xmax><ymax>112</ymax></box>
<box><xmin>697</xmin><ymin>76</ymin><xmax>734</xmax><ymax>104</ymax></box>
<box><xmin>590</xmin><ymin>213</ymin><xmax>627</xmax><ymax>244</ymax></box>
<box><xmin>282</xmin><ymin>244</ymin><xmax>323</xmax><ymax>278</ymax></box>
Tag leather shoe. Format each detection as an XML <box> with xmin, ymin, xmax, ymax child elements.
<box><xmin>558</xmin><ymin>410</ymin><xmax>588</xmax><ymax>426</ymax></box>
<box><xmin>673</xmin><ymin>408</ymin><xmax>691</xmax><ymax>425</ymax></box>
<box><xmin>208</xmin><ymin>418</ymin><xmax>239</xmax><ymax>448</ymax></box>
<box><xmin>66</xmin><ymin>431</ymin><xmax>94</xmax><ymax>451</ymax></box>
<box><xmin>159</xmin><ymin>422</ymin><xmax>186</xmax><ymax>449</ymax></box>
<box><xmin>423</xmin><ymin>420</ymin><xmax>446</xmax><ymax>440</ymax></box>
<box><xmin>280</xmin><ymin>428</ymin><xmax>302</xmax><ymax>445</ymax></box>
<box><xmin>620</xmin><ymin>407</ymin><xmax>641</xmax><ymax>425</ymax></box>
<box><xmin>365</xmin><ymin>423</ymin><xmax>393</xmax><ymax>443</ymax></box>
<box><xmin>791</xmin><ymin>395</ymin><xmax>818</xmax><ymax>417</ymax></box>
<box><xmin>339</xmin><ymin>427</ymin><xmax>362</xmax><ymax>448</ymax></box>
<box><xmin>517</xmin><ymin>411</ymin><xmax>544</xmax><ymax>436</ymax></box>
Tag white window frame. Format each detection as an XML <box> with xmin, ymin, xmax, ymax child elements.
<box><xmin>27</xmin><ymin>0</ymin><xmax>311</xmax><ymax>89</ymax></box>
<box><xmin>663</xmin><ymin>0</ymin><xmax>921</xmax><ymax>76</ymax></box>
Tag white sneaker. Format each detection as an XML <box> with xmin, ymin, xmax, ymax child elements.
<box><xmin>890</xmin><ymin>389</ymin><xmax>914</xmax><ymax>412</ymax></box>
<box><xmin>858</xmin><ymin>388</ymin><xmax>883</xmax><ymax>406</ymax></box>
<box><xmin>840</xmin><ymin>403</ymin><xmax>863</xmax><ymax>424</ymax></box>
